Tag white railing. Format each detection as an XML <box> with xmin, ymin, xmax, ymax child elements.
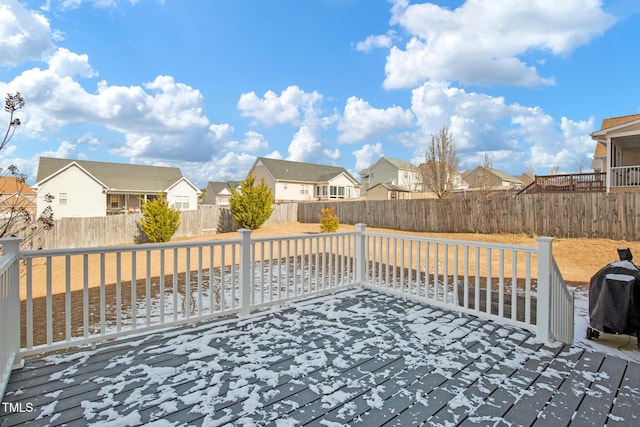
<box><xmin>0</xmin><ymin>238</ymin><xmax>21</xmax><ymax>400</ymax></box>
<box><xmin>0</xmin><ymin>225</ymin><xmax>574</xmax><ymax>398</ymax></box>
<box><xmin>362</xmin><ymin>231</ymin><xmax>539</xmax><ymax>332</ymax></box>
<box><xmin>610</xmin><ymin>166</ymin><xmax>640</xmax><ymax>187</ymax></box>
<box><xmin>550</xmin><ymin>259</ymin><xmax>575</xmax><ymax>343</ymax></box>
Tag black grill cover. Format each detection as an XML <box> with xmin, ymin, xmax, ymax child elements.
<box><xmin>589</xmin><ymin>260</ymin><xmax>640</xmax><ymax>335</ymax></box>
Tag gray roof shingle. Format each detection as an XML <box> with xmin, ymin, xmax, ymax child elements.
<box><xmin>36</xmin><ymin>157</ymin><xmax>188</xmax><ymax>193</ymax></box>
<box><xmin>256</xmin><ymin>157</ymin><xmax>359</xmax><ymax>184</ymax></box>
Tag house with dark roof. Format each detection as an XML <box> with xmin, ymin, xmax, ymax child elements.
<box><xmin>591</xmin><ymin>113</ymin><xmax>640</xmax><ymax>191</ymax></box>
<box><xmin>202</xmin><ymin>181</ymin><xmax>240</xmax><ymax>205</ymax></box>
<box><xmin>34</xmin><ymin>157</ymin><xmax>199</xmax><ymax>219</ymax></box>
<box><xmin>249</xmin><ymin>157</ymin><xmax>360</xmax><ymax>202</ymax></box>
<box><xmin>359</xmin><ymin>157</ymin><xmax>421</xmax><ymax>193</ymax></box>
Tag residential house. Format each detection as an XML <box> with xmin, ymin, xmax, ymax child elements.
<box><xmin>366</xmin><ymin>183</ymin><xmax>412</xmax><ymax>201</ymax></box>
<box><xmin>202</xmin><ymin>181</ymin><xmax>240</xmax><ymax>205</ymax></box>
<box><xmin>34</xmin><ymin>157</ymin><xmax>199</xmax><ymax>219</ymax></box>
<box><xmin>462</xmin><ymin>166</ymin><xmax>523</xmax><ymax>192</ymax></box>
<box><xmin>249</xmin><ymin>157</ymin><xmax>360</xmax><ymax>202</ymax></box>
<box><xmin>359</xmin><ymin>157</ymin><xmax>421</xmax><ymax>193</ymax></box>
<box><xmin>417</xmin><ymin>159</ymin><xmax>468</xmax><ymax>195</ymax></box>
<box><xmin>590</xmin><ymin>113</ymin><xmax>640</xmax><ymax>191</ymax></box>
<box><xmin>0</xmin><ymin>176</ymin><xmax>37</xmax><ymax>216</ymax></box>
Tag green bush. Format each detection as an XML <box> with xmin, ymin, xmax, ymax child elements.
<box><xmin>229</xmin><ymin>172</ymin><xmax>274</xmax><ymax>230</ymax></box>
<box><xmin>139</xmin><ymin>194</ymin><xmax>181</xmax><ymax>243</ymax></box>
<box><xmin>319</xmin><ymin>207</ymin><xmax>339</xmax><ymax>233</ymax></box>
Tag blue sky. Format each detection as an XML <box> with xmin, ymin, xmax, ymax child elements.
<box><xmin>1</xmin><ymin>0</ymin><xmax>639</xmax><ymax>188</ymax></box>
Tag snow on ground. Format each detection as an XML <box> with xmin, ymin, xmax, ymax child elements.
<box><xmin>573</xmin><ymin>287</ymin><xmax>640</xmax><ymax>363</ymax></box>
<box><xmin>4</xmin><ymin>289</ymin><xmax>640</xmax><ymax>426</ymax></box>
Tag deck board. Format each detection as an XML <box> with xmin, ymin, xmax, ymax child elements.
<box><xmin>1</xmin><ymin>289</ymin><xmax>639</xmax><ymax>426</ymax></box>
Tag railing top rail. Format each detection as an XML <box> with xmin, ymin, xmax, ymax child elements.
<box><xmin>18</xmin><ymin>237</ymin><xmax>243</xmax><ymax>258</ymax></box>
<box><xmin>0</xmin><ymin>253</ymin><xmax>17</xmax><ymax>272</ymax></box>
<box><xmin>534</xmin><ymin>172</ymin><xmax>605</xmax><ymax>178</ymax></box>
<box><xmin>251</xmin><ymin>230</ymin><xmax>358</xmax><ymax>244</ymax></box>
<box><xmin>363</xmin><ymin>231</ymin><xmax>538</xmax><ymax>253</ymax></box>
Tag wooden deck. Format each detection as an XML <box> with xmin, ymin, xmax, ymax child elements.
<box><xmin>1</xmin><ymin>290</ymin><xmax>639</xmax><ymax>426</ymax></box>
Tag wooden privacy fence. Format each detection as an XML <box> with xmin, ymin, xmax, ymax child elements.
<box><xmin>298</xmin><ymin>193</ymin><xmax>640</xmax><ymax>240</ymax></box>
<box><xmin>38</xmin><ymin>203</ymin><xmax>299</xmax><ymax>249</ymax></box>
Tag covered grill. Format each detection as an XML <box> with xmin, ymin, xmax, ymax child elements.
<box><xmin>587</xmin><ymin>247</ymin><xmax>640</xmax><ymax>347</ymax></box>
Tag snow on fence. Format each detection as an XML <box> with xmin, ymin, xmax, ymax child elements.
<box><xmin>0</xmin><ymin>225</ymin><xmax>574</xmax><ymax>397</ymax></box>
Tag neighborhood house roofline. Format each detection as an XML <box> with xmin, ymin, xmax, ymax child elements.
<box><xmin>591</xmin><ymin>115</ymin><xmax>640</xmax><ymax>140</ymax></box>
<box><xmin>36</xmin><ymin>157</ymin><xmax>191</xmax><ymax>194</ymax></box>
<box><xmin>368</xmin><ymin>183</ymin><xmax>410</xmax><ymax>192</ymax></box>
<box><xmin>253</xmin><ymin>157</ymin><xmax>360</xmax><ymax>185</ymax></box>
<box><xmin>165</xmin><ymin>177</ymin><xmax>200</xmax><ymax>193</ymax></box>
<box><xmin>35</xmin><ymin>160</ymin><xmax>108</xmax><ymax>190</ymax></box>
<box><xmin>359</xmin><ymin>157</ymin><xmax>418</xmax><ymax>175</ymax></box>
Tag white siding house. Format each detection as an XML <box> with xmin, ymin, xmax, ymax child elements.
<box><xmin>35</xmin><ymin>157</ymin><xmax>200</xmax><ymax>219</ymax></box>
<box><xmin>359</xmin><ymin>157</ymin><xmax>420</xmax><ymax>193</ymax></box>
<box><xmin>249</xmin><ymin>157</ymin><xmax>361</xmax><ymax>203</ymax></box>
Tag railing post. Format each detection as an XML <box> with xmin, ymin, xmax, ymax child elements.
<box><xmin>238</xmin><ymin>229</ymin><xmax>252</xmax><ymax>317</ymax></box>
<box><xmin>1</xmin><ymin>238</ymin><xmax>23</xmax><ymax>375</ymax></box>
<box><xmin>355</xmin><ymin>223</ymin><xmax>366</xmax><ymax>288</ymax></box>
<box><xmin>536</xmin><ymin>237</ymin><xmax>553</xmax><ymax>342</ymax></box>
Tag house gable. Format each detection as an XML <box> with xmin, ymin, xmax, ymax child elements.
<box><xmin>362</xmin><ymin>156</ymin><xmax>419</xmax><ymax>191</ymax></box>
<box><xmin>250</xmin><ymin>157</ymin><xmax>360</xmax><ymax>201</ymax></box>
<box><xmin>37</xmin><ymin>163</ymin><xmax>107</xmax><ymax>218</ymax></box>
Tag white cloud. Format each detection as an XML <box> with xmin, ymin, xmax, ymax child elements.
<box><xmin>286</xmin><ymin>126</ymin><xmax>339</xmax><ymax>164</ymax></box>
<box><xmin>352</xmin><ymin>143</ymin><xmax>384</xmax><ymax>173</ymax></box>
<box><xmin>237</xmin><ymin>85</ymin><xmax>324</xmax><ymax>126</ymax></box>
<box><xmin>225</xmin><ymin>131</ymin><xmax>268</xmax><ymax>152</ymax></box>
<box><xmin>47</xmin><ymin>47</ymin><xmax>97</xmax><ymax>78</ymax></box>
<box><xmin>59</xmin><ymin>0</ymin><xmax>138</xmax><ymax>10</ymax></box>
<box><xmin>209</xmin><ymin>123</ymin><xmax>234</xmax><ymax>142</ymax></box>
<box><xmin>384</xmin><ymin>0</ymin><xmax>616</xmax><ymax>88</ymax></box>
<box><xmin>4</xmin><ymin>54</ymin><xmax>214</xmax><ymax>161</ymax></box>
<box><xmin>0</xmin><ymin>0</ymin><xmax>54</xmax><ymax>67</ymax></box>
<box><xmin>409</xmin><ymin>81</ymin><xmax>596</xmax><ymax>174</ymax></box>
<box><xmin>179</xmin><ymin>152</ymin><xmax>257</xmax><ymax>187</ymax></box>
<box><xmin>338</xmin><ymin>96</ymin><xmax>414</xmax><ymax>143</ymax></box>
<box><xmin>287</xmin><ymin>126</ymin><xmax>322</xmax><ymax>163</ymax></box>
<box><xmin>355</xmin><ymin>31</ymin><xmax>396</xmax><ymax>52</ymax></box>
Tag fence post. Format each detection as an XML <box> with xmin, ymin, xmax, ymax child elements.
<box><xmin>536</xmin><ymin>237</ymin><xmax>553</xmax><ymax>342</ymax></box>
<box><xmin>355</xmin><ymin>223</ymin><xmax>367</xmax><ymax>288</ymax></box>
<box><xmin>238</xmin><ymin>229</ymin><xmax>252</xmax><ymax>316</ymax></box>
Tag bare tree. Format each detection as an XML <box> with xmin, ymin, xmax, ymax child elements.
<box><xmin>549</xmin><ymin>165</ymin><xmax>561</xmax><ymax>175</ymax></box>
<box><xmin>478</xmin><ymin>152</ymin><xmax>494</xmax><ymax>197</ymax></box>
<box><xmin>1</xmin><ymin>92</ymin><xmax>54</xmax><ymax>250</ymax></box>
<box><xmin>419</xmin><ymin>126</ymin><xmax>459</xmax><ymax>198</ymax></box>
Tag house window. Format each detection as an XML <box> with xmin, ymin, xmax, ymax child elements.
<box><xmin>59</xmin><ymin>193</ymin><xmax>68</xmax><ymax>206</ymax></box>
<box><xmin>329</xmin><ymin>186</ymin><xmax>346</xmax><ymax>198</ymax></box>
<box><xmin>322</xmin><ymin>186</ymin><xmax>327</xmax><ymax>196</ymax></box>
<box><xmin>110</xmin><ymin>195</ymin><xmax>119</xmax><ymax>208</ymax></box>
<box><xmin>283</xmin><ymin>183</ymin><xmax>288</xmax><ymax>190</ymax></box>
<box><xmin>300</xmin><ymin>185</ymin><xmax>309</xmax><ymax>195</ymax></box>
<box><xmin>175</xmin><ymin>195</ymin><xmax>190</xmax><ymax>210</ymax></box>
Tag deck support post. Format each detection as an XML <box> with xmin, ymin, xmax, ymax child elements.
<box><xmin>238</xmin><ymin>229</ymin><xmax>252</xmax><ymax>317</ymax></box>
<box><xmin>355</xmin><ymin>223</ymin><xmax>366</xmax><ymax>288</ymax></box>
<box><xmin>536</xmin><ymin>237</ymin><xmax>554</xmax><ymax>342</ymax></box>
